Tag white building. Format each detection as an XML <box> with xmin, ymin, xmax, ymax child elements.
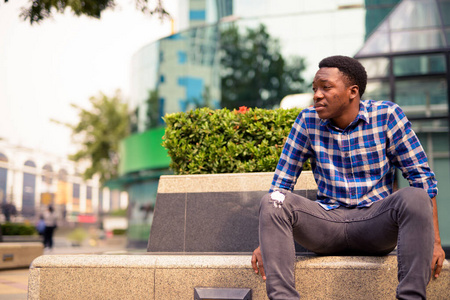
<box><xmin>0</xmin><ymin>140</ymin><xmax>127</xmax><ymax>224</ymax></box>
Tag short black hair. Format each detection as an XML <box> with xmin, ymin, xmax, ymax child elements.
<box><xmin>318</xmin><ymin>55</ymin><xmax>367</xmax><ymax>98</ymax></box>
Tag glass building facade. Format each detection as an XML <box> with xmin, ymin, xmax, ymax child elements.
<box><xmin>356</xmin><ymin>0</ymin><xmax>450</xmax><ymax>248</ymax></box>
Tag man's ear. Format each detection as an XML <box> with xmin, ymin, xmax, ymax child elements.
<box><xmin>349</xmin><ymin>85</ymin><xmax>359</xmax><ymax>100</ymax></box>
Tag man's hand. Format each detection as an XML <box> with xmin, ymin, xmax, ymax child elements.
<box><xmin>431</xmin><ymin>242</ymin><xmax>446</xmax><ymax>279</ymax></box>
<box><xmin>251</xmin><ymin>246</ymin><xmax>266</xmax><ymax>281</ymax></box>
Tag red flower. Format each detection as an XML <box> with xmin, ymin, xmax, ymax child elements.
<box><xmin>237</xmin><ymin>106</ymin><xmax>249</xmax><ymax>114</ymax></box>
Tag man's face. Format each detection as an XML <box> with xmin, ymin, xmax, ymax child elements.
<box><xmin>312</xmin><ymin>67</ymin><xmax>358</xmax><ymax>127</ymax></box>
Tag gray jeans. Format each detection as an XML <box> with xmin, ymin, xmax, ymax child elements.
<box><xmin>259</xmin><ymin>187</ymin><xmax>434</xmax><ymax>300</ymax></box>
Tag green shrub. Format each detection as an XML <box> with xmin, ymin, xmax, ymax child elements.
<box><xmin>1</xmin><ymin>222</ymin><xmax>38</xmax><ymax>235</ymax></box>
<box><xmin>112</xmin><ymin>228</ymin><xmax>127</xmax><ymax>235</ymax></box>
<box><xmin>110</xmin><ymin>208</ymin><xmax>127</xmax><ymax>217</ymax></box>
<box><xmin>163</xmin><ymin>107</ymin><xmax>310</xmax><ymax>174</ymax></box>
<box><xmin>67</xmin><ymin>227</ymin><xmax>88</xmax><ymax>245</ymax></box>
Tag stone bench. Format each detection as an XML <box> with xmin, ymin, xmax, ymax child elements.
<box><xmin>28</xmin><ymin>253</ymin><xmax>448</xmax><ymax>299</ymax></box>
<box><xmin>0</xmin><ymin>242</ymin><xmax>43</xmax><ymax>269</ymax></box>
<box><xmin>28</xmin><ymin>172</ymin><xmax>449</xmax><ymax>299</ymax></box>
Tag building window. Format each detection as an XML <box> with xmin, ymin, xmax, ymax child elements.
<box><xmin>72</xmin><ymin>183</ymin><xmax>80</xmax><ymax>212</ymax></box>
<box><xmin>393</xmin><ymin>54</ymin><xmax>446</xmax><ymax>76</ymax></box>
<box><xmin>0</xmin><ymin>152</ymin><xmax>7</xmax><ymax>204</ymax></box>
<box><xmin>0</xmin><ymin>153</ymin><xmax>7</xmax><ymax>162</ymax></box>
<box><xmin>177</xmin><ymin>51</ymin><xmax>187</xmax><ymax>64</ymax></box>
<box><xmin>395</xmin><ymin>77</ymin><xmax>447</xmax><ymax>118</ymax></box>
<box><xmin>363</xmin><ymin>80</ymin><xmax>391</xmax><ymax>101</ymax></box>
<box><xmin>42</xmin><ymin>164</ymin><xmax>53</xmax><ymax>185</ymax></box>
<box><xmin>359</xmin><ymin>57</ymin><xmax>390</xmax><ymax>78</ymax></box>
<box><xmin>24</xmin><ymin>160</ymin><xmax>36</xmax><ymax>168</ymax></box>
<box><xmin>189</xmin><ymin>10</ymin><xmax>206</xmax><ymax>21</ymax></box>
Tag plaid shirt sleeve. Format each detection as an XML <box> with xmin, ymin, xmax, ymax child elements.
<box><xmin>386</xmin><ymin>103</ymin><xmax>438</xmax><ymax>199</ymax></box>
<box><xmin>270</xmin><ymin>111</ymin><xmax>312</xmax><ymax>192</ymax></box>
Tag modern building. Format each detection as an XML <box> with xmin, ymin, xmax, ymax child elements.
<box><xmin>117</xmin><ymin>0</ymin><xmax>450</xmax><ymax>250</ymax></box>
<box><xmin>356</xmin><ymin>0</ymin><xmax>450</xmax><ymax>249</ymax></box>
<box><xmin>0</xmin><ymin>140</ymin><xmax>126</xmax><ymax>226</ymax></box>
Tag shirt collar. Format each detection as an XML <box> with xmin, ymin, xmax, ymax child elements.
<box><xmin>319</xmin><ymin>100</ymin><xmax>370</xmax><ymax>129</ymax></box>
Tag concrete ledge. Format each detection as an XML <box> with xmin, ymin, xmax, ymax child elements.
<box><xmin>2</xmin><ymin>235</ymin><xmax>43</xmax><ymax>243</ymax></box>
<box><xmin>0</xmin><ymin>242</ymin><xmax>43</xmax><ymax>269</ymax></box>
<box><xmin>157</xmin><ymin>171</ymin><xmax>317</xmax><ymax>193</ymax></box>
<box><xmin>28</xmin><ymin>254</ymin><xmax>449</xmax><ymax>299</ymax></box>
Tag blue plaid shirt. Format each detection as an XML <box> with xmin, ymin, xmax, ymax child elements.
<box><xmin>270</xmin><ymin>100</ymin><xmax>438</xmax><ymax>210</ymax></box>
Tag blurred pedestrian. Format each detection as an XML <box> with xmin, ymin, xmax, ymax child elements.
<box><xmin>36</xmin><ymin>215</ymin><xmax>46</xmax><ymax>236</ymax></box>
<box><xmin>1</xmin><ymin>201</ymin><xmax>17</xmax><ymax>222</ymax></box>
<box><xmin>43</xmin><ymin>205</ymin><xmax>58</xmax><ymax>250</ymax></box>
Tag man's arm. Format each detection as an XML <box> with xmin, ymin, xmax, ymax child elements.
<box><xmin>431</xmin><ymin>197</ymin><xmax>445</xmax><ymax>278</ymax></box>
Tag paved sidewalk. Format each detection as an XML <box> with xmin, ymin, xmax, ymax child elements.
<box><xmin>0</xmin><ymin>268</ymin><xmax>28</xmax><ymax>300</ymax></box>
<box><xmin>0</xmin><ymin>236</ymin><xmax>134</xmax><ymax>300</ymax></box>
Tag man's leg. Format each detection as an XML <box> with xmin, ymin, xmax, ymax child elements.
<box><xmin>344</xmin><ymin>187</ymin><xmax>434</xmax><ymax>300</ymax></box>
<box><xmin>43</xmin><ymin>227</ymin><xmax>50</xmax><ymax>248</ymax></box>
<box><xmin>259</xmin><ymin>192</ymin><xmax>348</xmax><ymax>299</ymax></box>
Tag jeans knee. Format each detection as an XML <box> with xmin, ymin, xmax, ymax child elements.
<box><xmin>396</xmin><ymin>187</ymin><xmax>432</xmax><ymax>219</ymax></box>
<box><xmin>259</xmin><ymin>192</ymin><xmax>291</xmax><ymax>223</ymax></box>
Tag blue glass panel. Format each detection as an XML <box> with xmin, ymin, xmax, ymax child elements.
<box><xmin>177</xmin><ymin>51</ymin><xmax>187</xmax><ymax>64</ymax></box>
<box><xmin>393</xmin><ymin>54</ymin><xmax>446</xmax><ymax>76</ymax></box>
<box><xmin>395</xmin><ymin>77</ymin><xmax>448</xmax><ymax>118</ymax></box>
<box><xmin>391</xmin><ymin>29</ymin><xmax>445</xmax><ymax>52</ymax></box>
<box><xmin>177</xmin><ymin>77</ymin><xmax>204</xmax><ymax>110</ymax></box>
<box><xmin>159</xmin><ymin>98</ymin><xmax>165</xmax><ymax>125</ymax></box>
<box><xmin>440</xmin><ymin>0</ymin><xmax>450</xmax><ymax>26</ymax></box>
<box><xmin>190</xmin><ymin>10</ymin><xmax>206</xmax><ymax>21</ymax></box>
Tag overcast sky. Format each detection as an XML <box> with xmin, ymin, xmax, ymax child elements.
<box><xmin>0</xmin><ymin>0</ymin><xmax>176</xmax><ymax>157</ymax></box>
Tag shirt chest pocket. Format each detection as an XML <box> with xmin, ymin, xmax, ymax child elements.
<box><xmin>351</xmin><ymin>143</ymin><xmax>386</xmax><ymax>174</ymax></box>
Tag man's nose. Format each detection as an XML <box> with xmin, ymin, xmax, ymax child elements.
<box><xmin>313</xmin><ymin>89</ymin><xmax>323</xmax><ymax>101</ymax></box>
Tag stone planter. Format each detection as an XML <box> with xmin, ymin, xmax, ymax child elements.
<box><xmin>147</xmin><ymin>171</ymin><xmax>317</xmax><ymax>253</ymax></box>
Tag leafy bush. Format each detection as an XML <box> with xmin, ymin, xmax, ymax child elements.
<box><xmin>67</xmin><ymin>227</ymin><xmax>88</xmax><ymax>245</ymax></box>
<box><xmin>1</xmin><ymin>222</ymin><xmax>38</xmax><ymax>235</ymax></box>
<box><xmin>110</xmin><ymin>208</ymin><xmax>127</xmax><ymax>217</ymax></box>
<box><xmin>112</xmin><ymin>228</ymin><xmax>127</xmax><ymax>235</ymax></box>
<box><xmin>163</xmin><ymin>107</ymin><xmax>310</xmax><ymax>174</ymax></box>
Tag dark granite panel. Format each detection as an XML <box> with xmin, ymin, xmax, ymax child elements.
<box><xmin>147</xmin><ymin>193</ymin><xmax>186</xmax><ymax>252</ymax></box>
<box><xmin>293</xmin><ymin>189</ymin><xmax>307</xmax><ymax>198</ymax></box>
<box><xmin>306</xmin><ymin>189</ymin><xmax>318</xmax><ymax>200</ymax></box>
<box><xmin>184</xmin><ymin>191</ymin><xmax>265</xmax><ymax>252</ymax></box>
<box><xmin>147</xmin><ymin>190</ymin><xmax>317</xmax><ymax>253</ymax></box>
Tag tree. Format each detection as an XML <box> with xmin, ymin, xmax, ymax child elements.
<box><xmin>18</xmin><ymin>0</ymin><xmax>169</xmax><ymax>25</ymax></box>
<box><xmin>53</xmin><ymin>90</ymin><xmax>129</xmax><ymax>185</ymax></box>
<box><xmin>220</xmin><ymin>24</ymin><xmax>307</xmax><ymax>109</ymax></box>
<box><xmin>145</xmin><ymin>89</ymin><xmax>161</xmax><ymax>129</ymax></box>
